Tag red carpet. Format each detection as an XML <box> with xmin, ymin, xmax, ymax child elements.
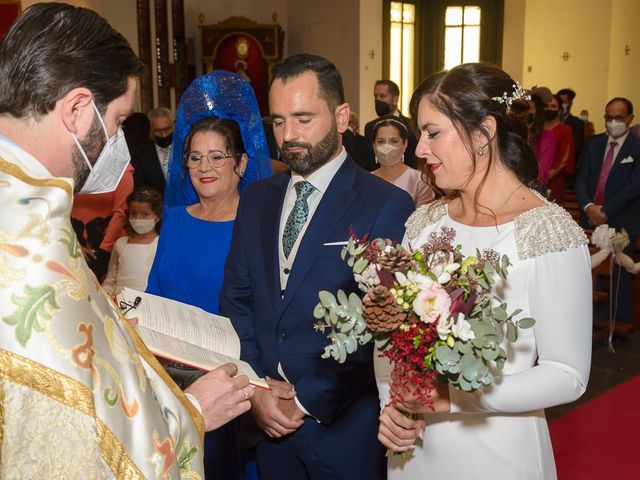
<box><xmin>550</xmin><ymin>375</ymin><xmax>640</xmax><ymax>479</ymax></box>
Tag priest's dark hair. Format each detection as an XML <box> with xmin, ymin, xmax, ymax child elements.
<box><xmin>0</xmin><ymin>2</ymin><xmax>143</xmax><ymax>118</ymax></box>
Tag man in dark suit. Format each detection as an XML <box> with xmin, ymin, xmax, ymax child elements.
<box><xmin>221</xmin><ymin>54</ymin><xmax>414</xmax><ymax>480</ymax></box>
<box><xmin>130</xmin><ymin>107</ymin><xmax>173</xmax><ymax>195</ymax></box>
<box><xmin>362</xmin><ymin>79</ymin><xmax>418</xmax><ymax>171</ymax></box>
<box><xmin>558</xmin><ymin>88</ymin><xmax>586</xmax><ymax>178</ymax></box>
<box><xmin>341</xmin><ymin>111</ymin><xmax>367</xmax><ymax>168</ymax></box>
<box><xmin>576</xmin><ymin>97</ymin><xmax>640</xmax><ymax>325</ymax></box>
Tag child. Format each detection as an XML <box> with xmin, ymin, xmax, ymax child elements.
<box><xmin>102</xmin><ymin>187</ymin><xmax>162</xmax><ymax>296</ymax></box>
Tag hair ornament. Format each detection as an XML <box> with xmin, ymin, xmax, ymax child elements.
<box><xmin>491</xmin><ymin>81</ymin><xmax>531</xmax><ymax>109</ymax></box>
<box><xmin>373</xmin><ymin>117</ymin><xmax>408</xmax><ymax>133</ymax></box>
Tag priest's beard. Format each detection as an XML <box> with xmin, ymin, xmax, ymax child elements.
<box><xmin>279</xmin><ymin>122</ymin><xmax>340</xmax><ymax>176</ymax></box>
<box><xmin>71</xmin><ymin>115</ymin><xmax>107</xmax><ymax>193</ymax></box>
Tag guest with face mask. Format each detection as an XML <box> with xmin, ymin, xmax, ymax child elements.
<box><xmin>130</xmin><ymin>107</ymin><xmax>174</xmax><ymax>196</ymax></box>
<box><xmin>102</xmin><ymin>187</ymin><xmax>162</xmax><ymax>297</ymax></box>
<box><xmin>362</xmin><ymin>80</ymin><xmax>419</xmax><ymax>171</ymax></box>
<box><xmin>371</xmin><ymin>115</ymin><xmax>434</xmax><ymax>206</ymax></box>
<box><xmin>576</xmin><ymin>97</ymin><xmax>640</xmax><ymax>328</ymax></box>
<box><xmin>535</xmin><ymin>87</ymin><xmax>575</xmax><ymax>202</ymax></box>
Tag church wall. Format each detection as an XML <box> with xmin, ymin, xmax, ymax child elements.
<box><xmin>521</xmin><ymin>0</ymin><xmax>613</xmax><ymax>133</ymax></box>
<box><xmin>286</xmin><ymin>0</ymin><xmax>360</xmax><ymax>121</ymax></box>
<box><xmin>607</xmin><ymin>0</ymin><xmax>640</xmax><ymax>119</ymax></box>
<box><xmin>501</xmin><ymin>0</ymin><xmax>526</xmax><ymax>82</ymax></box>
<box><xmin>358</xmin><ymin>0</ymin><xmax>383</xmax><ymax>131</ymax></box>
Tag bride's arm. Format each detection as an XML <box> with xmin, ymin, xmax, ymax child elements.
<box><xmin>448</xmin><ymin>244</ymin><xmax>592</xmax><ymax>414</ymax></box>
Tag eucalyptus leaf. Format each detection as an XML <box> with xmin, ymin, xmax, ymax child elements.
<box><xmin>353</xmin><ymin>258</ymin><xmax>369</xmax><ymax>274</ymax></box>
<box><xmin>506</xmin><ymin>322</ymin><xmax>517</xmax><ymax>342</ymax></box>
<box><xmin>347</xmin><ymin>257</ymin><xmax>355</xmax><ymax>267</ymax></box>
<box><xmin>313</xmin><ymin>303</ymin><xmax>326</xmax><ymax>319</ymax></box>
<box><xmin>343</xmin><ymin>334</ymin><xmax>358</xmax><ymax>354</ymax></box>
<box><xmin>319</xmin><ymin>291</ymin><xmax>337</xmax><ymax>308</ymax></box>
<box><xmin>337</xmin><ymin>290</ymin><xmax>349</xmax><ymax>307</ymax></box>
<box><xmin>518</xmin><ymin>317</ymin><xmax>536</xmax><ymax>329</ymax></box>
<box><xmin>481</xmin><ymin>345</ymin><xmax>499</xmax><ymax>361</ymax></box>
<box><xmin>492</xmin><ymin>306</ymin><xmax>508</xmax><ymax>322</ymax></box>
<box><xmin>340</xmin><ymin>247</ymin><xmax>348</xmax><ymax>261</ymax></box>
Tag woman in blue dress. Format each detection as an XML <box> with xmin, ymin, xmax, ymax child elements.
<box><xmin>146</xmin><ymin>70</ymin><xmax>272</xmax><ymax>480</ymax></box>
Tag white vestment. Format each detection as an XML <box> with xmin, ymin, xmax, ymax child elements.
<box><xmin>0</xmin><ymin>138</ymin><xmax>204</xmax><ymax>479</ymax></box>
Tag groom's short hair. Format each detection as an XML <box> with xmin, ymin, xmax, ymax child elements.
<box><xmin>271</xmin><ymin>53</ymin><xmax>345</xmax><ymax>110</ymax></box>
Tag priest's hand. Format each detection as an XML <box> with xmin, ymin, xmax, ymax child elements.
<box><xmin>250</xmin><ymin>378</ymin><xmax>303</xmax><ymax>438</ymax></box>
<box><xmin>185</xmin><ymin>362</ymin><xmax>254</xmax><ymax>431</ymax></box>
<box><xmin>378</xmin><ymin>405</ymin><xmax>425</xmax><ymax>452</ymax></box>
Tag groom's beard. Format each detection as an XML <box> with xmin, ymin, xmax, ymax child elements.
<box><xmin>279</xmin><ymin>122</ymin><xmax>340</xmax><ymax>176</ymax></box>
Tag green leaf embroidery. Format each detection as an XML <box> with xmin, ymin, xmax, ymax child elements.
<box><xmin>59</xmin><ymin>228</ymin><xmax>81</xmax><ymax>259</ymax></box>
<box><xmin>3</xmin><ymin>285</ymin><xmax>59</xmax><ymax>347</ymax></box>
<box><xmin>178</xmin><ymin>443</ymin><xmax>198</xmax><ymax>471</ymax></box>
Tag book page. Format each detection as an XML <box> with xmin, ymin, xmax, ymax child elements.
<box><xmin>120</xmin><ymin>288</ymin><xmax>239</xmax><ymax>358</ymax></box>
<box><xmin>136</xmin><ymin>325</ymin><xmax>268</xmax><ymax>389</ymax></box>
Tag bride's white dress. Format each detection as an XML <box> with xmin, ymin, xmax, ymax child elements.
<box><xmin>375</xmin><ymin>199</ymin><xmax>593</xmax><ymax>480</ymax></box>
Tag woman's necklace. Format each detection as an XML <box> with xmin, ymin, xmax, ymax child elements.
<box><xmin>496</xmin><ymin>183</ymin><xmax>526</xmax><ymax>212</ymax></box>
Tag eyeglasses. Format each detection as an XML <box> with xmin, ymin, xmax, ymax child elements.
<box><xmin>604</xmin><ymin>115</ymin><xmax>629</xmax><ymax>122</ymax></box>
<box><xmin>185</xmin><ymin>151</ymin><xmax>234</xmax><ymax>169</ymax></box>
<box><xmin>152</xmin><ymin>127</ymin><xmax>173</xmax><ymax>137</ymax></box>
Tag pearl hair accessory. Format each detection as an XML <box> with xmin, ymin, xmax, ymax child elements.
<box><xmin>491</xmin><ymin>81</ymin><xmax>531</xmax><ymax>109</ymax></box>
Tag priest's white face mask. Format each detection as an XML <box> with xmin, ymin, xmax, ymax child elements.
<box><xmin>71</xmin><ymin>100</ymin><xmax>130</xmax><ymax>194</ymax></box>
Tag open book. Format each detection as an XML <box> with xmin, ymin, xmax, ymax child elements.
<box><xmin>118</xmin><ymin>288</ymin><xmax>269</xmax><ymax>389</ymax></box>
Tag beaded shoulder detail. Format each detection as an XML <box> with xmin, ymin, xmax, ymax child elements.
<box><xmin>405</xmin><ymin>200</ymin><xmax>447</xmax><ymax>241</ymax></box>
<box><xmin>514</xmin><ymin>201</ymin><xmax>588</xmax><ymax>260</ymax></box>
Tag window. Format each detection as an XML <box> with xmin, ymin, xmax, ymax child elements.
<box><xmin>389</xmin><ymin>2</ymin><xmax>415</xmax><ymax>115</ymax></box>
<box><xmin>444</xmin><ymin>6</ymin><xmax>481</xmax><ymax>70</ymax></box>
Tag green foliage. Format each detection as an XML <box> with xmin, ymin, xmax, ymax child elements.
<box><xmin>315</xmin><ymin>289</ymin><xmax>370</xmax><ymax>363</ymax></box>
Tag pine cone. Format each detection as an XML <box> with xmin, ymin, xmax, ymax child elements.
<box><xmin>363</xmin><ymin>285</ymin><xmax>406</xmax><ymax>332</ymax></box>
<box><xmin>379</xmin><ymin>246</ymin><xmax>413</xmax><ymax>274</ymax></box>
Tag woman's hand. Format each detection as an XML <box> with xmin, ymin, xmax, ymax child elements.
<box><xmin>378</xmin><ymin>405</ymin><xmax>425</xmax><ymax>453</ymax></box>
<box><xmin>394</xmin><ymin>381</ymin><xmax>451</xmax><ymax>415</ymax></box>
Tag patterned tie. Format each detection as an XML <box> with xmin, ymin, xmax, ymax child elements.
<box><xmin>594</xmin><ymin>141</ymin><xmax>618</xmax><ymax>204</ymax></box>
<box><xmin>282</xmin><ymin>181</ymin><xmax>315</xmax><ymax>259</ymax></box>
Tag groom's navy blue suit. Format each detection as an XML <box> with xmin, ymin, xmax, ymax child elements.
<box><xmin>221</xmin><ymin>156</ymin><xmax>414</xmax><ymax>479</ymax></box>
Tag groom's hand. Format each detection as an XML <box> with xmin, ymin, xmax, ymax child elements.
<box><xmin>267</xmin><ymin>378</ymin><xmax>306</xmax><ymax>422</ymax></box>
<box><xmin>250</xmin><ymin>379</ymin><xmax>303</xmax><ymax>438</ymax></box>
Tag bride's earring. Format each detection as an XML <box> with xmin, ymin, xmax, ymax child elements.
<box><xmin>476</xmin><ymin>145</ymin><xmax>485</xmax><ymax>157</ymax></box>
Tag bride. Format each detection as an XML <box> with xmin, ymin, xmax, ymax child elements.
<box><xmin>375</xmin><ymin>63</ymin><xmax>592</xmax><ymax>479</ymax></box>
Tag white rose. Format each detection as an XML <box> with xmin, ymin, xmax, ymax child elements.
<box><xmin>451</xmin><ymin>314</ymin><xmax>475</xmax><ymax>342</ymax></box>
<box><xmin>436</xmin><ymin>316</ymin><xmax>454</xmax><ymax>340</ymax></box>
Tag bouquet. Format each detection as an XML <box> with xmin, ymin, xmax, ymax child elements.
<box><xmin>313</xmin><ymin>227</ymin><xmax>535</xmax><ymax>409</ymax></box>
<box><xmin>590</xmin><ymin>224</ymin><xmax>630</xmax><ymax>270</ymax></box>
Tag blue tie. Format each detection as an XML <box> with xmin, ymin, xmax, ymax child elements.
<box><xmin>282</xmin><ymin>181</ymin><xmax>315</xmax><ymax>258</ymax></box>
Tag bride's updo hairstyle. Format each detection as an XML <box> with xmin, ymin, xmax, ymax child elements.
<box><xmin>410</xmin><ymin>63</ymin><xmax>538</xmax><ymax>197</ymax></box>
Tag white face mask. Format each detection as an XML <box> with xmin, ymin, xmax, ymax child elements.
<box><xmin>72</xmin><ymin>100</ymin><xmax>130</xmax><ymax>194</ymax></box>
<box><xmin>374</xmin><ymin>143</ymin><xmax>404</xmax><ymax>167</ymax></box>
<box><xmin>606</xmin><ymin>119</ymin><xmax>628</xmax><ymax>139</ymax></box>
<box><xmin>129</xmin><ymin>218</ymin><xmax>157</xmax><ymax>234</ymax></box>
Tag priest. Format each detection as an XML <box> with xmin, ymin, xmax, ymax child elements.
<box><xmin>0</xmin><ymin>4</ymin><xmax>253</xmax><ymax>478</ymax></box>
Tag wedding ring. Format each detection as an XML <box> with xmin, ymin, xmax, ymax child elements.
<box><xmin>243</xmin><ymin>390</ymin><xmax>249</xmax><ymax>400</ymax></box>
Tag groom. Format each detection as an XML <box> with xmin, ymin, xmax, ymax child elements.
<box><xmin>221</xmin><ymin>54</ymin><xmax>414</xmax><ymax>479</ymax></box>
